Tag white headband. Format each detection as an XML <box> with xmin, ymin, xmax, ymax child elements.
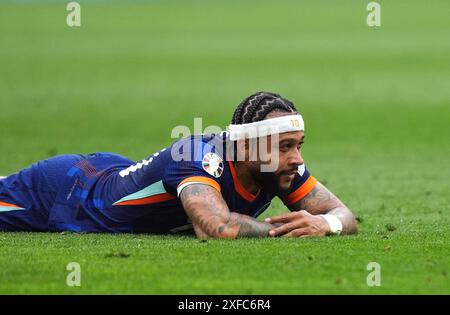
<box><xmin>227</xmin><ymin>114</ymin><xmax>304</xmax><ymax>140</ymax></box>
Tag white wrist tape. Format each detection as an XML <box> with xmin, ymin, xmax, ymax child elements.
<box><xmin>227</xmin><ymin>114</ymin><xmax>304</xmax><ymax>140</ymax></box>
<box><xmin>320</xmin><ymin>214</ymin><xmax>343</xmax><ymax>235</ymax></box>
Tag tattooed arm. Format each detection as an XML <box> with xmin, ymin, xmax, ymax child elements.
<box><xmin>267</xmin><ymin>181</ymin><xmax>357</xmax><ymax>237</ymax></box>
<box><xmin>292</xmin><ymin>181</ymin><xmax>357</xmax><ymax>234</ymax></box>
<box><xmin>179</xmin><ymin>184</ymin><xmax>278</xmax><ymax>239</ymax></box>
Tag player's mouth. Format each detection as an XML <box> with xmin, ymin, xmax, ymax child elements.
<box><xmin>280</xmin><ymin>170</ymin><xmax>297</xmax><ymax>181</ymax></box>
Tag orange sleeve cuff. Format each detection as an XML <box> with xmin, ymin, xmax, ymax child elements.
<box><xmin>178</xmin><ymin>176</ymin><xmax>221</xmax><ymax>193</ymax></box>
<box><xmin>282</xmin><ymin>176</ymin><xmax>317</xmax><ymax>206</ymax></box>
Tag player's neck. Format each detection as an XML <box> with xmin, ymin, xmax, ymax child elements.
<box><xmin>233</xmin><ymin>162</ymin><xmax>261</xmax><ymax>195</ymax></box>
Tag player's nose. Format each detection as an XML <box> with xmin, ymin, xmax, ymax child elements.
<box><xmin>289</xmin><ymin>150</ymin><xmax>304</xmax><ymax>167</ymax></box>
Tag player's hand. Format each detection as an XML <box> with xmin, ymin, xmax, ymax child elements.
<box><xmin>265</xmin><ymin>210</ymin><xmax>330</xmax><ymax>237</ymax></box>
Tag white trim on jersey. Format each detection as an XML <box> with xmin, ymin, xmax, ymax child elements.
<box><xmin>177</xmin><ymin>181</ymin><xmax>215</xmax><ymax>197</ymax></box>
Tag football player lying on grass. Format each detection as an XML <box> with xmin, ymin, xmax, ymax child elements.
<box><xmin>0</xmin><ymin>92</ymin><xmax>357</xmax><ymax>238</ymax></box>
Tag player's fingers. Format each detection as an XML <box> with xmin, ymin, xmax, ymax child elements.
<box><xmin>269</xmin><ymin>220</ymin><xmax>306</xmax><ymax>237</ymax></box>
<box><xmin>282</xmin><ymin>228</ymin><xmax>311</xmax><ymax>238</ymax></box>
<box><xmin>265</xmin><ymin>214</ymin><xmax>291</xmax><ymax>224</ymax></box>
<box><xmin>269</xmin><ymin>224</ymin><xmax>292</xmax><ymax>236</ymax></box>
<box><xmin>265</xmin><ymin>211</ymin><xmax>303</xmax><ymax>223</ymax></box>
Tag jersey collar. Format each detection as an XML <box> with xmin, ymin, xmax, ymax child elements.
<box><xmin>228</xmin><ymin>161</ymin><xmax>260</xmax><ymax>202</ymax></box>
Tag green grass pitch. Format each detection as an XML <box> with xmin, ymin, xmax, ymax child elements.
<box><xmin>0</xmin><ymin>0</ymin><xmax>449</xmax><ymax>294</ymax></box>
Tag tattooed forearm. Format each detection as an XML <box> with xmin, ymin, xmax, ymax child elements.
<box><xmin>288</xmin><ymin>181</ymin><xmax>357</xmax><ymax>235</ymax></box>
<box><xmin>297</xmin><ymin>182</ymin><xmax>344</xmax><ymax>215</ymax></box>
<box><xmin>180</xmin><ymin>184</ymin><xmax>277</xmax><ymax>238</ymax></box>
<box><xmin>219</xmin><ymin>213</ymin><xmax>275</xmax><ymax>238</ymax></box>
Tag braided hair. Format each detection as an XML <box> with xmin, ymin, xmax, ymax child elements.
<box><xmin>231</xmin><ymin>92</ymin><xmax>298</xmax><ymax>124</ymax></box>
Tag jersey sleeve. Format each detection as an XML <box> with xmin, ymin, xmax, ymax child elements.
<box><xmin>280</xmin><ymin>164</ymin><xmax>317</xmax><ymax>206</ymax></box>
<box><xmin>164</xmin><ymin>138</ymin><xmax>224</xmax><ymax>197</ymax></box>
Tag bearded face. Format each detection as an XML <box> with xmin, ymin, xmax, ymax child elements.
<box><xmin>247</xmin><ymin>130</ymin><xmax>304</xmax><ymax>195</ymax></box>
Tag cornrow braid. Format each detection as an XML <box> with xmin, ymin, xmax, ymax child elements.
<box><xmin>231</xmin><ymin>92</ymin><xmax>298</xmax><ymax>125</ymax></box>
